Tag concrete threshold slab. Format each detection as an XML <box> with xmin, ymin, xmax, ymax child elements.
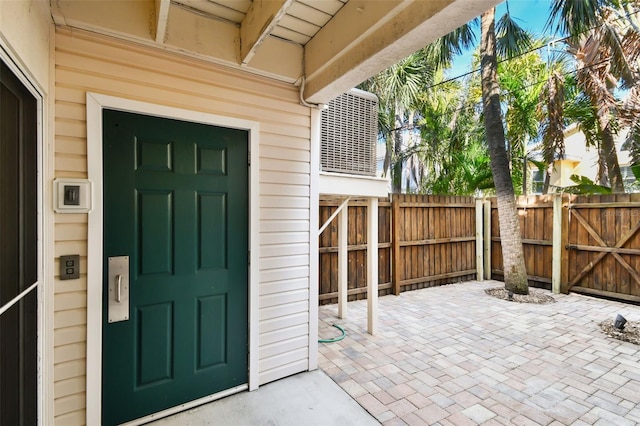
<box><xmin>147</xmin><ymin>370</ymin><xmax>379</xmax><ymax>426</ymax></box>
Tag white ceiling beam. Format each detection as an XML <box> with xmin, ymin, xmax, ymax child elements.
<box><xmin>154</xmin><ymin>0</ymin><xmax>170</xmax><ymax>43</ymax></box>
<box><xmin>247</xmin><ymin>35</ymin><xmax>302</xmax><ymax>83</ymax></box>
<box><xmin>304</xmin><ymin>0</ymin><xmax>411</xmax><ymax>80</ymax></box>
<box><xmin>164</xmin><ymin>4</ymin><xmax>239</xmax><ymax>65</ymax></box>
<box><xmin>53</xmin><ymin>0</ymin><xmax>156</xmax><ymax>40</ymax></box>
<box><xmin>240</xmin><ymin>0</ymin><xmax>295</xmax><ymax>66</ymax></box>
<box><xmin>303</xmin><ymin>0</ymin><xmax>502</xmax><ymax>104</ymax></box>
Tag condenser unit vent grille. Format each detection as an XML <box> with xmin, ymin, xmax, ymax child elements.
<box><xmin>321</xmin><ymin>89</ymin><xmax>378</xmax><ymax>176</ymax></box>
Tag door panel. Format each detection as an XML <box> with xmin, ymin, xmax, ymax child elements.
<box><xmin>102</xmin><ymin>110</ymin><xmax>248</xmax><ymax>425</ymax></box>
<box><xmin>0</xmin><ymin>61</ymin><xmax>38</xmax><ymax>426</ymax></box>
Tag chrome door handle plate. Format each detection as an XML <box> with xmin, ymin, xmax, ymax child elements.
<box><xmin>108</xmin><ymin>256</ymin><xmax>129</xmax><ymax>323</ymax></box>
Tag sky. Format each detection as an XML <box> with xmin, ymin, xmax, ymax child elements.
<box><xmin>446</xmin><ymin>0</ymin><xmax>556</xmax><ymax>80</ymax></box>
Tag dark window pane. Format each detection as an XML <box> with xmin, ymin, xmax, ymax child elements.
<box><xmin>0</xmin><ymin>60</ymin><xmax>38</xmax><ymax>426</ymax></box>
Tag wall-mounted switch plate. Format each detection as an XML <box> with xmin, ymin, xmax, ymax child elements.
<box><xmin>60</xmin><ymin>255</ymin><xmax>80</xmax><ymax>280</ymax></box>
<box><xmin>54</xmin><ymin>178</ymin><xmax>92</xmax><ymax>213</ymax></box>
<box><xmin>64</xmin><ymin>185</ymin><xmax>81</xmax><ymax>205</ymax></box>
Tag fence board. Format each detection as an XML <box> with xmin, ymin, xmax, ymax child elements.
<box><xmin>489</xmin><ymin>195</ymin><xmax>555</xmax><ymax>289</ymax></box>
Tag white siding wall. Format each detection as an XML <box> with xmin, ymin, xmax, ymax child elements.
<box><xmin>54</xmin><ymin>28</ymin><xmax>311</xmax><ymax>425</ymax></box>
<box><xmin>0</xmin><ymin>0</ymin><xmax>51</xmax><ymax>90</ymax></box>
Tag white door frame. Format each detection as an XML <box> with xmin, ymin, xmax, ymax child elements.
<box><xmin>85</xmin><ymin>93</ymin><xmax>260</xmax><ymax>425</ymax></box>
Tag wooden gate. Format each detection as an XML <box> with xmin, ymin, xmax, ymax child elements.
<box><xmin>565</xmin><ymin>194</ymin><xmax>640</xmax><ymax>302</ymax></box>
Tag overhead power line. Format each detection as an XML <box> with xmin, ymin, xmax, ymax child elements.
<box><xmin>380</xmin><ymin>7</ymin><xmax>640</xmax><ymax>134</ymax></box>
<box><xmin>427</xmin><ymin>7</ymin><xmax>640</xmax><ymax>92</ymax></box>
<box><xmin>387</xmin><ymin>57</ymin><xmax>619</xmax><ymax>134</ymax></box>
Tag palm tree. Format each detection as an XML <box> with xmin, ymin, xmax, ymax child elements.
<box><xmin>548</xmin><ymin>0</ymin><xmax>640</xmax><ymax>193</ymax></box>
<box><xmin>617</xmin><ymin>6</ymin><xmax>640</xmax><ymax>167</ymax></box>
<box><xmin>567</xmin><ymin>30</ymin><xmax>624</xmax><ymax>191</ymax></box>
<box><xmin>498</xmin><ymin>42</ymin><xmax>547</xmax><ymax>194</ymax></box>
<box><xmin>480</xmin><ymin>7</ymin><xmax>530</xmax><ymax>294</ymax></box>
<box><xmin>538</xmin><ymin>44</ymin><xmax>580</xmax><ymax>192</ymax></box>
<box><xmin>540</xmin><ymin>67</ymin><xmax>608</xmax><ymax>191</ymax></box>
<box><xmin>361</xmin><ymin>53</ymin><xmax>431</xmax><ymax>193</ymax></box>
<box><xmin>622</xmin><ymin>86</ymin><xmax>640</xmax><ymax>163</ymax></box>
<box><xmin>361</xmin><ymin>27</ymin><xmax>475</xmax><ymax>193</ymax></box>
<box><xmin>416</xmin><ymin>74</ymin><xmax>491</xmax><ymax>195</ymax></box>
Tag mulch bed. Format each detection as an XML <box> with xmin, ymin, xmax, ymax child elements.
<box><xmin>600</xmin><ymin>319</ymin><xmax>640</xmax><ymax>345</ymax></box>
<box><xmin>484</xmin><ymin>287</ymin><xmax>557</xmax><ymax>304</ymax></box>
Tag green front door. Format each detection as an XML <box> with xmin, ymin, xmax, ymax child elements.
<box><xmin>102</xmin><ymin>110</ymin><xmax>248</xmax><ymax>425</ymax></box>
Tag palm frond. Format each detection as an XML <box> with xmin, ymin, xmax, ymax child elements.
<box><xmin>621</xmin><ymin>85</ymin><xmax>640</xmax><ymax>161</ymax></box>
<box><xmin>598</xmin><ymin>7</ymin><xmax>640</xmax><ymax>88</ymax></box>
<box><xmin>547</xmin><ymin>0</ymin><xmax>604</xmax><ymax>39</ymax></box>
<box><xmin>423</xmin><ymin>23</ymin><xmax>477</xmax><ymax>70</ymax></box>
<box><xmin>563</xmin><ymin>174</ymin><xmax>613</xmax><ymax>194</ymax></box>
<box><xmin>496</xmin><ymin>11</ymin><xmax>533</xmax><ymax>59</ymax></box>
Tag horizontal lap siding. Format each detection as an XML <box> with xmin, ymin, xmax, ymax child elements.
<box><xmin>258</xmin><ymin>127</ymin><xmax>311</xmax><ymax>383</ymax></box>
<box><xmin>54</xmin><ymin>28</ymin><xmax>311</xmax><ymax>424</ymax></box>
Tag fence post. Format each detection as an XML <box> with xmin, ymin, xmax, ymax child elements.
<box><xmin>483</xmin><ymin>200</ymin><xmax>492</xmax><ymax>280</ymax></box>
<box><xmin>475</xmin><ymin>199</ymin><xmax>484</xmax><ymax>281</ymax></box>
<box><xmin>561</xmin><ymin>195</ymin><xmax>570</xmax><ymax>293</ymax></box>
<box><xmin>552</xmin><ymin>195</ymin><xmax>562</xmax><ymax>294</ymax></box>
<box><xmin>392</xmin><ymin>195</ymin><xmax>401</xmax><ymax>295</ymax></box>
<box><xmin>338</xmin><ymin>200</ymin><xmax>348</xmax><ymax>318</ymax></box>
<box><xmin>367</xmin><ymin>197</ymin><xmax>379</xmax><ymax>335</ymax></box>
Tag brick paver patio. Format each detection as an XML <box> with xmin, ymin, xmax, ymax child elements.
<box><xmin>318</xmin><ymin>281</ymin><xmax>640</xmax><ymax>425</ymax></box>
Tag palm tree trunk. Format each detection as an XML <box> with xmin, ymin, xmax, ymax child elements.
<box><xmin>392</xmin><ymin>127</ymin><xmax>403</xmax><ymax>193</ymax></box>
<box><xmin>600</xmin><ymin>124</ymin><xmax>625</xmax><ymax>192</ymax></box>
<box><xmin>406</xmin><ymin>155</ymin><xmax>412</xmax><ymax>191</ymax></box>
<box><xmin>597</xmin><ymin>152</ymin><xmax>608</xmax><ymax>186</ymax></box>
<box><xmin>480</xmin><ymin>8</ymin><xmax>529</xmax><ymax>294</ymax></box>
<box><xmin>543</xmin><ymin>171</ymin><xmax>550</xmax><ymax>194</ymax></box>
<box><xmin>383</xmin><ymin>135</ymin><xmax>393</xmax><ymax>178</ymax></box>
<box><xmin>574</xmin><ymin>46</ymin><xmax>625</xmax><ymax>192</ymax></box>
<box><xmin>392</xmin><ymin>103</ymin><xmax>403</xmax><ymax>193</ymax></box>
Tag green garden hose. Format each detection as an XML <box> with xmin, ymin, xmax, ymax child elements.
<box><xmin>318</xmin><ymin>324</ymin><xmax>346</xmax><ymax>343</ymax></box>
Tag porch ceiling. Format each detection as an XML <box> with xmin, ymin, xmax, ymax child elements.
<box><xmin>50</xmin><ymin>0</ymin><xmax>500</xmax><ymax>103</ymax></box>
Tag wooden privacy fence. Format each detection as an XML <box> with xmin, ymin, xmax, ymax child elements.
<box><xmin>321</xmin><ymin>193</ymin><xmax>640</xmax><ymax>305</ymax></box>
<box><xmin>392</xmin><ymin>195</ymin><xmax>478</xmax><ymax>291</ymax></box>
<box><xmin>489</xmin><ymin>194</ymin><xmax>640</xmax><ymax>302</ymax></box>
<box><xmin>319</xmin><ymin>194</ymin><xmax>478</xmax><ymax>305</ymax></box>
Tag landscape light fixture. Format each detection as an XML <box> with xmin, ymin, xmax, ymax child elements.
<box><xmin>614</xmin><ymin>314</ymin><xmax>627</xmax><ymax>330</ymax></box>
<box><xmin>508</xmin><ymin>290</ymin><xmax>514</xmax><ymax>301</ymax></box>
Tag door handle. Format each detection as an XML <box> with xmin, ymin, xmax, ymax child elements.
<box><xmin>116</xmin><ymin>274</ymin><xmax>122</xmax><ymax>303</ymax></box>
<box><xmin>108</xmin><ymin>256</ymin><xmax>129</xmax><ymax>322</ymax></box>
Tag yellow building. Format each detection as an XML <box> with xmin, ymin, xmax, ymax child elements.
<box><xmin>530</xmin><ymin>124</ymin><xmax>635</xmax><ymax>193</ymax></box>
